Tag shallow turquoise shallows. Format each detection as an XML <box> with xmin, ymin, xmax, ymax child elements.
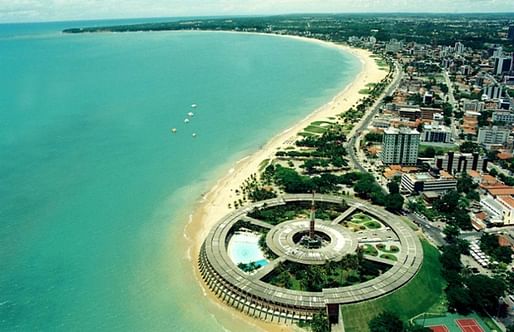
<box><xmin>0</xmin><ymin>21</ymin><xmax>360</xmax><ymax>331</ymax></box>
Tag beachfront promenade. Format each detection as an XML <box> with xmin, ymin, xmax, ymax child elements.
<box><xmin>199</xmin><ymin>194</ymin><xmax>423</xmax><ymax>323</ymax></box>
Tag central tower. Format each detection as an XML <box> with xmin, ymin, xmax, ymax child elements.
<box><xmin>309</xmin><ymin>191</ymin><xmax>316</xmax><ymax>239</ymax></box>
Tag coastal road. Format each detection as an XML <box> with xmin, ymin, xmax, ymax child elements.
<box><xmin>346</xmin><ymin>59</ymin><xmax>403</xmax><ymax>174</ymax></box>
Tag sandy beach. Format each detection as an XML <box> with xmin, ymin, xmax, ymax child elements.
<box><xmin>183</xmin><ymin>33</ymin><xmax>387</xmax><ymax>331</ymax></box>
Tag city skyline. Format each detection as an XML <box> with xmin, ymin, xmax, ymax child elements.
<box><xmin>1</xmin><ymin>0</ymin><xmax>514</xmax><ymax>23</ymax></box>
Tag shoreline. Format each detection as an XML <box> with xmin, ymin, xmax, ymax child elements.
<box><xmin>182</xmin><ymin>32</ymin><xmax>387</xmax><ymax>331</ymax></box>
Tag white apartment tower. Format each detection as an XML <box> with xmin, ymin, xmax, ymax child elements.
<box><xmin>381</xmin><ymin>127</ymin><xmax>420</xmax><ymax>165</ymax></box>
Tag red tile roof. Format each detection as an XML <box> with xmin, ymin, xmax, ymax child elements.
<box><xmin>489</xmin><ymin>188</ymin><xmax>514</xmax><ymax>197</ymax></box>
<box><xmin>498</xmin><ymin>195</ymin><xmax>514</xmax><ymax>209</ymax></box>
<box><xmin>497</xmin><ymin>152</ymin><xmax>513</xmax><ymax>160</ymax></box>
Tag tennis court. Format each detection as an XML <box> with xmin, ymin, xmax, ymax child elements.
<box><xmin>415</xmin><ymin>313</ymin><xmax>491</xmax><ymax>332</ymax></box>
<box><xmin>428</xmin><ymin>325</ymin><xmax>449</xmax><ymax>332</ymax></box>
<box><xmin>456</xmin><ymin>318</ymin><xmax>485</xmax><ymax>332</ymax></box>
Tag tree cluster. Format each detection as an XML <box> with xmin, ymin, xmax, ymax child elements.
<box><xmin>459</xmin><ymin>141</ymin><xmax>481</xmax><ymax>154</ymax></box>
<box><xmin>352</xmin><ymin>173</ymin><xmax>404</xmax><ymax>213</ymax></box>
<box><xmin>440</xmin><ymin>244</ymin><xmax>506</xmax><ymax>315</ymax></box>
<box><xmin>266</xmin><ymin>251</ymin><xmax>386</xmax><ymax>292</ymax></box>
<box><xmin>456</xmin><ymin>172</ymin><xmax>480</xmax><ymax>201</ymax></box>
<box><xmin>364</xmin><ymin>132</ymin><xmax>384</xmax><ymax>143</ymax></box>
<box><xmin>432</xmin><ymin>190</ymin><xmax>472</xmax><ymax>230</ymax></box>
<box><xmin>480</xmin><ymin>233</ymin><xmax>513</xmax><ymax>264</ymax></box>
<box><xmin>295</xmin><ymin>128</ymin><xmax>348</xmax><ymax>168</ymax></box>
<box><xmin>248</xmin><ymin>201</ymin><xmax>347</xmax><ymax>226</ymax></box>
<box><xmin>269</xmin><ymin>165</ymin><xmax>342</xmax><ymax>193</ymax></box>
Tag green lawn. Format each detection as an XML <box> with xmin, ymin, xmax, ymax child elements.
<box><xmin>362</xmin><ymin>244</ymin><xmax>378</xmax><ymax>256</ymax></box>
<box><xmin>298</xmin><ymin>132</ymin><xmax>318</xmax><ymax>138</ymax></box>
<box><xmin>379</xmin><ymin>253</ymin><xmax>398</xmax><ymax>261</ymax></box>
<box><xmin>310</xmin><ymin>120</ymin><xmax>334</xmax><ymax>126</ymax></box>
<box><xmin>303</xmin><ymin>125</ymin><xmax>328</xmax><ymax>134</ymax></box>
<box><xmin>482</xmin><ymin>316</ymin><xmax>503</xmax><ymax>332</ymax></box>
<box><xmin>359</xmin><ymin>88</ymin><xmax>371</xmax><ymax>95</ymax></box>
<box><xmin>419</xmin><ymin>144</ymin><xmax>458</xmax><ymax>155</ymax></box>
<box><xmin>351</xmin><ymin>213</ymin><xmax>382</xmax><ymax>229</ymax></box>
<box><xmin>341</xmin><ymin>240</ymin><xmax>446</xmax><ymax>332</ymax></box>
<box><xmin>377</xmin><ymin>244</ymin><xmax>400</xmax><ymax>253</ymax></box>
<box><xmin>258</xmin><ymin>159</ymin><xmax>270</xmax><ymax>172</ymax></box>
<box><xmin>341</xmin><ymin>124</ymin><xmax>354</xmax><ymax>134</ymax></box>
<box><xmin>364</xmin><ymin>221</ymin><xmax>381</xmax><ymax>229</ymax></box>
<box><xmin>375</xmin><ymin>59</ymin><xmax>389</xmax><ymax>67</ymax></box>
<box><xmin>375</xmin><ymin>59</ymin><xmax>390</xmax><ymax>71</ymax></box>
<box><xmin>352</xmin><ymin>213</ymin><xmax>373</xmax><ymax>222</ymax></box>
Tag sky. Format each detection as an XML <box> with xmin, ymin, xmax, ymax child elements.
<box><xmin>0</xmin><ymin>0</ymin><xmax>513</xmax><ymax>23</ymax></box>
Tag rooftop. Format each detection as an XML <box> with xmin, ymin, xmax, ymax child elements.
<box><xmin>423</xmin><ymin>123</ymin><xmax>451</xmax><ymax>132</ymax></box>
<box><xmin>481</xmin><ymin>175</ymin><xmax>500</xmax><ymax>185</ymax></box>
<box><xmin>404</xmin><ymin>172</ymin><xmax>455</xmax><ymax>181</ymax></box>
<box><xmin>384</xmin><ymin>126</ymin><xmax>420</xmax><ymax>135</ymax></box>
<box><xmin>498</xmin><ymin>195</ymin><xmax>514</xmax><ymax>209</ymax></box>
<box><xmin>488</xmin><ymin>187</ymin><xmax>514</xmax><ymax>197</ymax></box>
<box><xmin>464</xmin><ymin>111</ymin><xmax>481</xmax><ymax>117</ymax></box>
<box><xmin>468</xmin><ymin>170</ymin><xmax>480</xmax><ymax>178</ymax></box>
<box><xmin>475</xmin><ymin>211</ymin><xmax>487</xmax><ymax>221</ymax></box>
<box><xmin>497</xmin><ymin>152</ymin><xmax>513</xmax><ymax>160</ymax></box>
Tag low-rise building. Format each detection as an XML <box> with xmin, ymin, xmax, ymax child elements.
<box><xmin>423</xmin><ymin>91</ymin><xmax>433</xmax><ymax>104</ymax></box>
<box><xmin>480</xmin><ymin>194</ymin><xmax>514</xmax><ymax>225</ymax></box>
<box><xmin>497</xmin><ymin>196</ymin><xmax>514</xmax><ymax>225</ymax></box>
<box><xmin>499</xmin><ymin>99</ymin><xmax>511</xmax><ymax>110</ymax></box>
<box><xmin>480</xmin><ymin>195</ymin><xmax>505</xmax><ymax>224</ymax></box>
<box><xmin>477</xmin><ymin>126</ymin><xmax>510</xmax><ymax>145</ymax></box>
<box><xmin>462</xmin><ymin>111</ymin><xmax>480</xmax><ymax>135</ymax></box>
<box><xmin>421</xmin><ymin>123</ymin><xmax>452</xmax><ymax>143</ymax></box>
<box><xmin>420</xmin><ymin>107</ymin><xmax>443</xmax><ymax>121</ymax></box>
<box><xmin>399</xmin><ymin>108</ymin><xmax>421</xmax><ymax>121</ymax></box>
<box><xmin>472</xmin><ymin>212</ymin><xmax>487</xmax><ymax>230</ymax></box>
<box><xmin>372</xmin><ymin>115</ymin><xmax>396</xmax><ymax>129</ymax></box>
<box><xmin>492</xmin><ymin>110</ymin><xmax>514</xmax><ymax>124</ymax></box>
<box><xmin>463</xmin><ymin>100</ymin><xmax>484</xmax><ymax>113</ymax></box>
<box><xmin>400</xmin><ymin>171</ymin><xmax>457</xmax><ymax>194</ymax></box>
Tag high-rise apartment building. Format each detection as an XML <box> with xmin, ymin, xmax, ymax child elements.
<box><xmin>381</xmin><ymin>127</ymin><xmax>420</xmax><ymax>165</ymax></box>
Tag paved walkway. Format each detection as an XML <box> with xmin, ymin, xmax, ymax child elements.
<box><xmin>331</xmin><ymin>205</ymin><xmax>358</xmax><ymax>225</ymax></box>
<box><xmin>241</xmin><ymin>216</ymin><xmax>273</xmax><ymax>229</ymax></box>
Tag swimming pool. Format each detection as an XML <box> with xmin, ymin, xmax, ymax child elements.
<box><xmin>227</xmin><ymin>232</ymin><xmax>269</xmax><ymax>267</ymax></box>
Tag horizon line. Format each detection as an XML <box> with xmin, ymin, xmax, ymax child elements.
<box><xmin>2</xmin><ymin>11</ymin><xmax>514</xmax><ymax>25</ymax></box>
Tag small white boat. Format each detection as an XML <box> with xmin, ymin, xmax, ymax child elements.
<box><xmin>171</xmin><ymin>128</ymin><xmax>177</xmax><ymax>133</ymax></box>
<box><xmin>184</xmin><ymin>118</ymin><xmax>190</xmax><ymax>124</ymax></box>
<box><xmin>191</xmin><ymin>104</ymin><xmax>197</xmax><ymax>108</ymax></box>
<box><xmin>192</xmin><ymin>133</ymin><xmax>197</xmax><ymax>138</ymax></box>
<box><xmin>188</xmin><ymin>112</ymin><xmax>194</xmax><ymax>117</ymax></box>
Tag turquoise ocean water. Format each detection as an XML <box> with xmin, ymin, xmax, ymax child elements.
<box><xmin>0</xmin><ymin>21</ymin><xmax>360</xmax><ymax>331</ymax></box>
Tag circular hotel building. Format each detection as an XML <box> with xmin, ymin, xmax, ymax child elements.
<box><xmin>199</xmin><ymin>194</ymin><xmax>423</xmax><ymax>324</ymax></box>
